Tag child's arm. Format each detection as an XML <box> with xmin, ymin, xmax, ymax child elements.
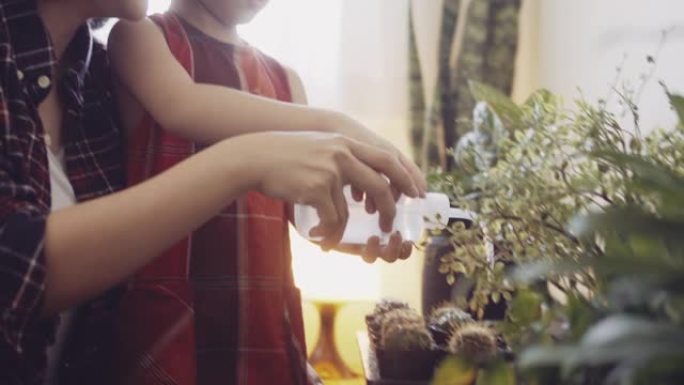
<box><xmin>286</xmin><ymin>68</ymin><xmax>413</xmax><ymax>263</ymax></box>
<box><xmin>107</xmin><ymin>19</ymin><xmax>426</xmax><ymax>195</ymax></box>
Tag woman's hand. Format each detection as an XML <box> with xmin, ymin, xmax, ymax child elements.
<box><xmin>238</xmin><ymin>131</ymin><xmax>418</xmax><ymax>250</ymax></box>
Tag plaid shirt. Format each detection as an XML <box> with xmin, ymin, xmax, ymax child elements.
<box><xmin>0</xmin><ymin>1</ymin><xmax>124</xmax><ymax>383</ymax></box>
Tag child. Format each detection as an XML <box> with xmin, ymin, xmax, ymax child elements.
<box><xmin>108</xmin><ymin>1</ymin><xmax>425</xmax><ymax>384</ymax></box>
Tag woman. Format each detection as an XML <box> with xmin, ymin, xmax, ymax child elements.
<box><xmin>0</xmin><ymin>0</ymin><xmax>423</xmax><ymax>383</ymax></box>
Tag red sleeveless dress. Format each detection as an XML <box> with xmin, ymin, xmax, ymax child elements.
<box><xmin>115</xmin><ymin>13</ymin><xmax>308</xmax><ymax>385</ymax></box>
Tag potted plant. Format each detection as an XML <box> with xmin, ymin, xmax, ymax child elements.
<box><xmin>425</xmin><ymin>68</ymin><xmax>684</xmax><ymax>384</ymax></box>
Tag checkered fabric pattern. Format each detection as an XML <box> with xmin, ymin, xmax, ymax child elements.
<box><xmin>0</xmin><ymin>0</ymin><xmax>124</xmax><ymax>383</ymax></box>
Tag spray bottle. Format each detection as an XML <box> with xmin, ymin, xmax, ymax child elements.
<box><xmin>294</xmin><ymin>188</ymin><xmax>473</xmax><ymax>245</ymax></box>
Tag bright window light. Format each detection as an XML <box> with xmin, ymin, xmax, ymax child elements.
<box><xmin>147</xmin><ymin>0</ymin><xmax>172</xmax><ymax>14</ymax></box>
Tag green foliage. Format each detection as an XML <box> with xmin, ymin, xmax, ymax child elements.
<box><xmin>515</xmin><ymin>149</ymin><xmax>684</xmax><ymax>384</ymax></box>
<box><xmin>476</xmin><ymin>360</ymin><xmax>516</xmax><ymax>385</ymax></box>
<box><xmin>431</xmin><ymin>356</ymin><xmax>478</xmax><ymax>385</ymax></box>
<box><xmin>468</xmin><ymin>80</ymin><xmax>525</xmax><ymax>131</ymax></box>
<box><xmin>431</xmin><ymin>78</ymin><xmax>684</xmax><ymax>384</ymax></box>
<box><xmin>432</xmin><ymin>80</ymin><xmax>684</xmax><ymax>320</ymax></box>
<box><xmin>431</xmin><ymin>356</ymin><xmax>516</xmax><ymax>385</ymax></box>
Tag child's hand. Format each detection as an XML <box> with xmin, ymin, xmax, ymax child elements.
<box><xmin>333</xmin><ymin>232</ymin><xmax>413</xmax><ymax>263</ymax></box>
<box><xmin>327</xmin><ymin>113</ymin><xmax>427</xmax><ymax>201</ymax></box>
<box><xmin>239</xmin><ymin>131</ymin><xmax>419</xmax><ymax>249</ymax></box>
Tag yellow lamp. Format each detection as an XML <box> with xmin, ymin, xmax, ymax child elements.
<box><xmin>290</xmin><ymin>225</ymin><xmax>380</xmax><ymax>381</ymax></box>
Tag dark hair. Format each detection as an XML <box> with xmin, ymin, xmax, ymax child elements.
<box><xmin>89</xmin><ymin>18</ymin><xmax>110</xmax><ymax>30</ymax></box>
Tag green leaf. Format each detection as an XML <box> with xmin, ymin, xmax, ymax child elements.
<box><xmin>508</xmin><ymin>289</ymin><xmax>543</xmax><ymax>325</ymax></box>
<box><xmin>557</xmin><ymin>315</ymin><xmax>684</xmax><ymax>376</ymax></box>
<box><xmin>566</xmin><ymin>295</ymin><xmax>598</xmax><ymax>340</ymax></box>
<box><xmin>592</xmin><ymin>151</ymin><xmax>684</xmax><ymax>212</ymax></box>
<box><xmin>668</xmin><ymin>93</ymin><xmax>684</xmax><ymax>127</ymax></box>
<box><xmin>511</xmin><ymin>260</ymin><xmax>584</xmax><ymax>284</ymax></box>
<box><xmin>476</xmin><ymin>360</ymin><xmax>516</xmax><ymax>385</ymax></box>
<box><xmin>569</xmin><ymin>207</ymin><xmax>684</xmax><ymax>250</ymax></box>
<box><xmin>520</xmin><ymin>317</ymin><xmax>684</xmax><ymax>379</ymax></box>
<box><xmin>518</xmin><ymin>346</ymin><xmax>578</xmax><ymax>368</ymax></box>
<box><xmin>469</xmin><ymin>81</ymin><xmax>524</xmax><ymax>131</ymax></box>
<box><xmin>524</xmin><ymin>89</ymin><xmax>557</xmax><ymax>109</ymax></box>
<box><xmin>592</xmin><ymin>255</ymin><xmax>684</xmax><ymax>292</ymax></box>
<box><xmin>439</xmin><ymin>264</ymin><xmax>451</xmax><ymax>274</ymax></box>
<box><xmin>580</xmin><ymin>315</ymin><xmax>684</xmax><ymax>348</ymax></box>
<box><xmin>519</xmin><ymin>367</ymin><xmax>561</xmax><ymax>385</ymax></box>
<box><xmin>431</xmin><ymin>355</ymin><xmax>477</xmax><ymax>385</ymax></box>
<box><xmin>632</xmin><ymin>356</ymin><xmax>684</xmax><ymax>385</ymax></box>
<box><xmin>451</xmin><ymin>261</ymin><xmax>467</xmax><ymax>274</ymax></box>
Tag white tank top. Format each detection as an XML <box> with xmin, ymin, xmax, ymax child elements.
<box><xmin>46</xmin><ymin>147</ymin><xmax>76</xmax><ymax>210</ymax></box>
<box><xmin>44</xmin><ymin>145</ymin><xmax>76</xmax><ymax>385</ymax></box>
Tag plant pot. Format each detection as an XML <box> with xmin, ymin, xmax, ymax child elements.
<box><xmin>375</xmin><ymin>347</ymin><xmax>446</xmax><ymax>381</ymax></box>
<box><xmin>426</xmin><ymin>324</ymin><xmax>451</xmax><ymax>348</ymax></box>
<box><xmin>421</xmin><ymin>218</ymin><xmax>508</xmax><ymax>320</ymax></box>
<box><xmin>365</xmin><ymin>314</ymin><xmax>383</xmax><ymax>349</ymax></box>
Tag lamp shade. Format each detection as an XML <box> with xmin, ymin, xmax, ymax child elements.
<box><xmin>290</xmin><ymin>225</ymin><xmax>380</xmax><ymax>302</ymax></box>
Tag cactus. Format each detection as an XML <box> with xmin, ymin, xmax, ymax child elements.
<box><xmin>429</xmin><ymin>304</ymin><xmax>474</xmax><ymax>333</ymax></box>
<box><xmin>367</xmin><ymin>300</ymin><xmax>416</xmax><ymax>348</ymax></box>
<box><xmin>379</xmin><ymin>308</ymin><xmax>422</xmax><ymax>327</ymax></box>
<box><xmin>448</xmin><ymin>324</ymin><xmax>497</xmax><ymax>364</ymax></box>
<box><xmin>372</xmin><ymin>299</ymin><xmax>410</xmax><ymax>317</ymax></box>
<box><xmin>382</xmin><ymin>323</ymin><xmax>434</xmax><ymax>351</ymax></box>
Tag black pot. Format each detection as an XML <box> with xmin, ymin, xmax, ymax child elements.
<box><xmin>421</xmin><ymin>217</ymin><xmax>508</xmax><ymax>320</ymax></box>
<box><xmin>376</xmin><ymin>348</ymin><xmax>447</xmax><ymax>381</ymax></box>
<box><xmin>426</xmin><ymin>324</ymin><xmax>451</xmax><ymax>348</ymax></box>
<box><xmin>365</xmin><ymin>315</ymin><xmax>383</xmax><ymax>349</ymax></box>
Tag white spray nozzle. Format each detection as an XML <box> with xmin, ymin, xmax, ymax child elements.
<box><xmin>449</xmin><ymin>208</ymin><xmax>475</xmax><ymax>222</ymax></box>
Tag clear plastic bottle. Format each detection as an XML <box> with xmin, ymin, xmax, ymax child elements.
<box><xmin>294</xmin><ymin>188</ymin><xmax>473</xmax><ymax>245</ymax></box>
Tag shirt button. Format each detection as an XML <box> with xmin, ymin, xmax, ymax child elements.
<box><xmin>37</xmin><ymin>75</ymin><xmax>51</xmax><ymax>89</ymax></box>
<box><xmin>16</xmin><ymin>70</ymin><xmax>24</xmax><ymax>80</ymax></box>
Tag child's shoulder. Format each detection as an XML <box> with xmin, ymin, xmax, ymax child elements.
<box><xmin>108</xmin><ymin>16</ymin><xmax>165</xmax><ymax>50</ymax></box>
<box><xmin>252</xmin><ymin>47</ymin><xmax>288</xmax><ymax>72</ymax></box>
<box><xmin>274</xmin><ymin>62</ymin><xmax>306</xmax><ymax>104</ymax></box>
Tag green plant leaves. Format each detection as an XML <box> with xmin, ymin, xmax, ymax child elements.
<box><xmin>437</xmin><ymin>81</ymin><xmax>684</xmax><ymax>385</ymax></box>
<box><xmin>431</xmin><ymin>356</ymin><xmax>477</xmax><ymax>385</ymax></box>
<box><xmin>668</xmin><ymin>93</ymin><xmax>684</xmax><ymax>127</ymax></box>
<box><xmin>566</xmin><ymin>295</ymin><xmax>598</xmax><ymax>340</ymax></box>
<box><xmin>432</xmin><ymin>357</ymin><xmax>516</xmax><ymax>385</ymax></box>
<box><xmin>569</xmin><ymin>207</ymin><xmax>684</xmax><ymax>248</ymax></box>
<box><xmin>476</xmin><ymin>360</ymin><xmax>516</xmax><ymax>385</ymax></box>
<box><xmin>518</xmin><ymin>345</ymin><xmax>578</xmax><ymax>369</ymax></box>
<box><xmin>469</xmin><ymin>81</ymin><xmax>524</xmax><ymax>131</ymax></box>
<box><xmin>520</xmin><ymin>315</ymin><xmax>684</xmax><ymax>380</ymax></box>
<box><xmin>508</xmin><ymin>289</ymin><xmax>543</xmax><ymax>325</ymax></box>
<box><xmin>592</xmin><ymin>151</ymin><xmax>684</xmax><ymax>213</ymax></box>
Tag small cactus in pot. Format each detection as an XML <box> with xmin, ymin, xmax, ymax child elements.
<box><xmin>428</xmin><ymin>303</ymin><xmax>475</xmax><ymax>346</ymax></box>
<box><xmin>447</xmin><ymin>324</ymin><xmax>498</xmax><ymax>365</ymax></box>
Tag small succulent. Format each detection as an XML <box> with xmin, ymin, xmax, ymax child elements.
<box><xmin>448</xmin><ymin>324</ymin><xmax>498</xmax><ymax>364</ymax></box>
<box><xmin>372</xmin><ymin>299</ymin><xmax>411</xmax><ymax>317</ymax></box>
<box><xmin>379</xmin><ymin>308</ymin><xmax>422</xmax><ymax>325</ymax></box>
<box><xmin>367</xmin><ymin>300</ymin><xmax>417</xmax><ymax>348</ymax></box>
<box><xmin>429</xmin><ymin>304</ymin><xmax>475</xmax><ymax>334</ymax></box>
<box><xmin>382</xmin><ymin>323</ymin><xmax>434</xmax><ymax>351</ymax></box>
<box><xmin>379</xmin><ymin>308</ymin><xmax>424</xmax><ymax>337</ymax></box>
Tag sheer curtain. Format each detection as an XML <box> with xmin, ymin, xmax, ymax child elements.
<box><xmin>241</xmin><ymin>0</ymin><xmax>424</xmax><ymax>307</ymax></box>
